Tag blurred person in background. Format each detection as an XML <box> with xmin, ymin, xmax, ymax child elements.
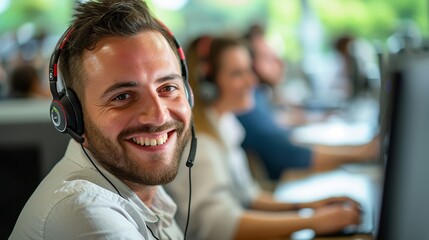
<box><xmin>165</xmin><ymin>35</ymin><xmax>362</xmax><ymax>240</ymax></box>
<box><xmin>331</xmin><ymin>33</ymin><xmax>381</xmax><ymax>101</ymax></box>
<box><xmin>236</xmin><ymin>24</ymin><xmax>379</xmax><ymax>181</ymax></box>
<box><xmin>8</xmin><ymin>63</ymin><xmax>50</xmax><ymax>99</ymax></box>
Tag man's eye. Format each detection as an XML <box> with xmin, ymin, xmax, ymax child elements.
<box><xmin>115</xmin><ymin>93</ymin><xmax>130</xmax><ymax>101</ymax></box>
<box><xmin>161</xmin><ymin>85</ymin><xmax>178</xmax><ymax>93</ymax></box>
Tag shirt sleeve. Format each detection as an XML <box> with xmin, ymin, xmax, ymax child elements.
<box><xmin>165</xmin><ymin>135</ymin><xmax>244</xmax><ymax>240</ymax></box>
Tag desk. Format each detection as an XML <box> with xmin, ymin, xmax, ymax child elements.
<box><xmin>274</xmin><ymin>164</ymin><xmax>382</xmax><ymax>240</ymax></box>
<box><xmin>287</xmin><ymin>96</ymin><xmax>379</xmax><ymax>147</ymax></box>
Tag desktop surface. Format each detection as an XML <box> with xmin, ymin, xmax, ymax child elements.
<box><xmin>289</xmin><ymin>97</ymin><xmax>379</xmax><ymax>147</ymax></box>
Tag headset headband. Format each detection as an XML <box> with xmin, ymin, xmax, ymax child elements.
<box><xmin>49</xmin><ymin>27</ymin><xmax>74</xmax><ymax>100</ymax></box>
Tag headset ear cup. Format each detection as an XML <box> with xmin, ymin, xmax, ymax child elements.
<box><xmin>199</xmin><ymin>76</ymin><xmax>218</xmax><ymax>103</ymax></box>
<box><xmin>50</xmin><ymin>89</ymin><xmax>84</xmax><ymax>138</ymax></box>
<box><xmin>62</xmin><ymin>89</ymin><xmax>84</xmax><ymax>136</ymax></box>
<box><xmin>50</xmin><ymin>99</ymin><xmax>68</xmax><ymax>133</ymax></box>
<box><xmin>184</xmin><ymin>80</ymin><xmax>194</xmax><ymax>108</ymax></box>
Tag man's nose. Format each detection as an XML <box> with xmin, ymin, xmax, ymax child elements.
<box><xmin>135</xmin><ymin>92</ymin><xmax>168</xmax><ymax>125</ymax></box>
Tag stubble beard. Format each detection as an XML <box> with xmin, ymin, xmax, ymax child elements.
<box><xmin>84</xmin><ymin>117</ymin><xmax>191</xmax><ymax>186</ymax></box>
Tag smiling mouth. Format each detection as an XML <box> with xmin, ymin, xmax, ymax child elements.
<box><xmin>131</xmin><ymin>132</ymin><xmax>169</xmax><ymax>146</ymax></box>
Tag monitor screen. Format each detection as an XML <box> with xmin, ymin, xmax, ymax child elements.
<box><xmin>376</xmin><ymin>50</ymin><xmax>429</xmax><ymax>240</ymax></box>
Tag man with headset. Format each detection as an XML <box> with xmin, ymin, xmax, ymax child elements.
<box><xmin>9</xmin><ymin>0</ymin><xmax>196</xmax><ymax>239</ymax></box>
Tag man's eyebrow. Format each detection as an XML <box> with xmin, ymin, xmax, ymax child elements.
<box><xmin>101</xmin><ymin>81</ymin><xmax>138</xmax><ymax>98</ymax></box>
<box><xmin>159</xmin><ymin>73</ymin><xmax>183</xmax><ymax>82</ymax></box>
<box><xmin>154</xmin><ymin>73</ymin><xmax>184</xmax><ymax>86</ymax></box>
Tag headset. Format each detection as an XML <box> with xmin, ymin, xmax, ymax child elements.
<box><xmin>48</xmin><ymin>23</ymin><xmax>197</xmax><ymax>167</ymax></box>
<box><xmin>192</xmin><ymin>35</ymin><xmax>219</xmax><ymax>104</ymax></box>
<box><xmin>49</xmin><ymin>27</ymin><xmax>84</xmax><ymax>143</ymax></box>
<box><xmin>199</xmin><ymin>75</ymin><xmax>218</xmax><ymax>104</ymax></box>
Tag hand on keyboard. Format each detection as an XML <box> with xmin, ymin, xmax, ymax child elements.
<box><xmin>310</xmin><ymin>201</ymin><xmax>362</xmax><ymax>236</ymax></box>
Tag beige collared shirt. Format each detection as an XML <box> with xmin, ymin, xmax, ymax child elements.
<box><xmin>9</xmin><ymin>140</ymin><xmax>183</xmax><ymax>240</ymax></box>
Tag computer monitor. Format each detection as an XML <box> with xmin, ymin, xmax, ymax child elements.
<box><xmin>377</xmin><ymin>51</ymin><xmax>399</xmax><ymax>166</ymax></box>
<box><xmin>375</xmin><ymin>50</ymin><xmax>429</xmax><ymax>240</ymax></box>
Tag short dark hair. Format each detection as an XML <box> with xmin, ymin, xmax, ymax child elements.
<box><xmin>59</xmin><ymin>0</ymin><xmax>179</xmax><ymax>102</ymax></box>
<box><xmin>242</xmin><ymin>24</ymin><xmax>265</xmax><ymax>59</ymax></box>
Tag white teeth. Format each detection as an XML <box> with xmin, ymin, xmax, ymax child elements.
<box><xmin>132</xmin><ymin>133</ymin><xmax>168</xmax><ymax>146</ymax></box>
<box><xmin>157</xmin><ymin>136</ymin><xmax>164</xmax><ymax>144</ymax></box>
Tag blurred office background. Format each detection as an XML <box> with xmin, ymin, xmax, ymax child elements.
<box><xmin>0</xmin><ymin>0</ymin><xmax>428</xmax><ymax>100</ymax></box>
<box><xmin>0</xmin><ymin>0</ymin><xmax>427</xmax><ymax>238</ymax></box>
